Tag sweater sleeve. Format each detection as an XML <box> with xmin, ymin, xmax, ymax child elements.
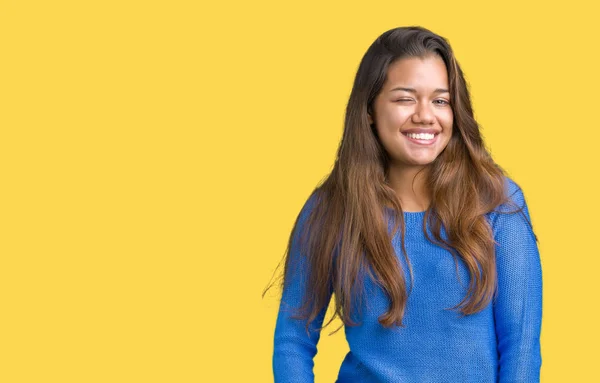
<box><xmin>272</xmin><ymin>195</ymin><xmax>334</xmax><ymax>383</ymax></box>
<box><xmin>490</xmin><ymin>178</ymin><xmax>543</xmax><ymax>383</ymax></box>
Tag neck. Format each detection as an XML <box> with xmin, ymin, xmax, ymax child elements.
<box><xmin>386</xmin><ymin>164</ymin><xmax>431</xmax><ymax>212</ymax></box>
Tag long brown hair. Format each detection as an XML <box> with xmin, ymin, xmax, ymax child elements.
<box><xmin>263</xmin><ymin>26</ymin><xmax>537</xmax><ymax>335</ymax></box>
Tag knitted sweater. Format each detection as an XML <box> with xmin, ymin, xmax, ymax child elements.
<box><xmin>272</xmin><ymin>177</ymin><xmax>543</xmax><ymax>382</ymax></box>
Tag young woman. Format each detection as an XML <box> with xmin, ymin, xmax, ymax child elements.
<box><xmin>267</xmin><ymin>26</ymin><xmax>543</xmax><ymax>382</ymax></box>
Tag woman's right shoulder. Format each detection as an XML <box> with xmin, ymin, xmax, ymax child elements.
<box><xmin>297</xmin><ymin>190</ymin><xmax>324</xmax><ymax>221</ymax></box>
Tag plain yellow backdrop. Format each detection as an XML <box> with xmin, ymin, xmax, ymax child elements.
<box><xmin>1</xmin><ymin>0</ymin><xmax>599</xmax><ymax>382</ymax></box>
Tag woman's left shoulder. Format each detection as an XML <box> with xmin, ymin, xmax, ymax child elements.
<box><xmin>484</xmin><ymin>175</ymin><xmax>530</xmax><ymax>225</ymax></box>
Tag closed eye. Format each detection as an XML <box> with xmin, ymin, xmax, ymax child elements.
<box><xmin>395</xmin><ymin>99</ymin><xmax>450</xmax><ymax>105</ymax></box>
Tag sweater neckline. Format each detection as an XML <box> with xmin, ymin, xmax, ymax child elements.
<box><xmin>384</xmin><ymin>206</ymin><xmax>426</xmax><ymax>224</ymax></box>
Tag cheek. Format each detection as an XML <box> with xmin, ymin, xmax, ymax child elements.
<box><xmin>443</xmin><ymin>110</ymin><xmax>454</xmax><ymax>127</ymax></box>
<box><xmin>438</xmin><ymin>112</ymin><xmax>453</xmax><ymax>134</ymax></box>
<box><xmin>379</xmin><ymin>108</ymin><xmax>411</xmax><ymax>130</ymax></box>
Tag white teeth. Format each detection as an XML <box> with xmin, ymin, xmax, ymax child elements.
<box><xmin>405</xmin><ymin>132</ymin><xmax>435</xmax><ymax>140</ymax></box>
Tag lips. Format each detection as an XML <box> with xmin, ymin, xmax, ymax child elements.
<box><xmin>401</xmin><ymin>130</ymin><xmax>439</xmax><ymax>146</ymax></box>
<box><xmin>400</xmin><ymin>128</ymin><xmax>440</xmax><ymax>135</ymax></box>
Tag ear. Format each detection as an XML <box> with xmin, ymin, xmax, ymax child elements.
<box><xmin>367</xmin><ymin>113</ymin><xmax>373</xmax><ymax>125</ymax></box>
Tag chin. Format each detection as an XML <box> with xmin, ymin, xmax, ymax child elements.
<box><xmin>406</xmin><ymin>157</ymin><xmax>439</xmax><ymax>166</ymax></box>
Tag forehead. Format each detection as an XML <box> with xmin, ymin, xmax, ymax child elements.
<box><xmin>383</xmin><ymin>55</ymin><xmax>449</xmax><ymax>90</ymax></box>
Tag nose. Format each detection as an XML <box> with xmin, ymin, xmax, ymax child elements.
<box><xmin>411</xmin><ymin>102</ymin><xmax>435</xmax><ymax>125</ymax></box>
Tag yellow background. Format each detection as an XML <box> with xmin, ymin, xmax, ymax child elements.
<box><xmin>1</xmin><ymin>0</ymin><xmax>598</xmax><ymax>382</ymax></box>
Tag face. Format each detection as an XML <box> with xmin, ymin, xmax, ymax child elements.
<box><xmin>368</xmin><ymin>55</ymin><xmax>453</xmax><ymax>169</ymax></box>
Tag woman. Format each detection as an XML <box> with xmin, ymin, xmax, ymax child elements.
<box><xmin>267</xmin><ymin>26</ymin><xmax>543</xmax><ymax>382</ymax></box>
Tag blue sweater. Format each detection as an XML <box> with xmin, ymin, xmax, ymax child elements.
<box><xmin>273</xmin><ymin>177</ymin><xmax>543</xmax><ymax>382</ymax></box>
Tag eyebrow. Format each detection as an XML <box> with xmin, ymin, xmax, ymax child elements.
<box><xmin>389</xmin><ymin>87</ymin><xmax>449</xmax><ymax>94</ymax></box>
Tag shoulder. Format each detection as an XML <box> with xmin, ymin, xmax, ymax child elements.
<box><xmin>487</xmin><ymin>176</ymin><xmax>539</xmax><ymax>250</ymax></box>
<box><xmin>297</xmin><ymin>190</ymin><xmax>321</xmax><ymax>222</ymax></box>
<box><xmin>500</xmin><ymin>175</ymin><xmax>526</xmax><ymax>211</ymax></box>
<box><xmin>485</xmin><ymin>175</ymin><xmax>531</xmax><ymax>229</ymax></box>
<box><xmin>293</xmin><ymin>190</ymin><xmax>325</xmax><ymax>242</ymax></box>
<box><xmin>485</xmin><ymin>175</ymin><xmax>526</xmax><ymax>213</ymax></box>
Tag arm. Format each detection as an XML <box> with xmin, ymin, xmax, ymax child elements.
<box><xmin>272</xmin><ymin>196</ymin><xmax>333</xmax><ymax>383</ymax></box>
<box><xmin>490</xmin><ymin>179</ymin><xmax>543</xmax><ymax>382</ymax></box>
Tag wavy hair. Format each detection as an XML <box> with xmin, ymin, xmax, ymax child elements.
<box><xmin>264</xmin><ymin>26</ymin><xmax>537</xmax><ymax>335</ymax></box>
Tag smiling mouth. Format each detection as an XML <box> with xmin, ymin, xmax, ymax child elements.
<box><xmin>401</xmin><ymin>132</ymin><xmax>439</xmax><ymax>145</ymax></box>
